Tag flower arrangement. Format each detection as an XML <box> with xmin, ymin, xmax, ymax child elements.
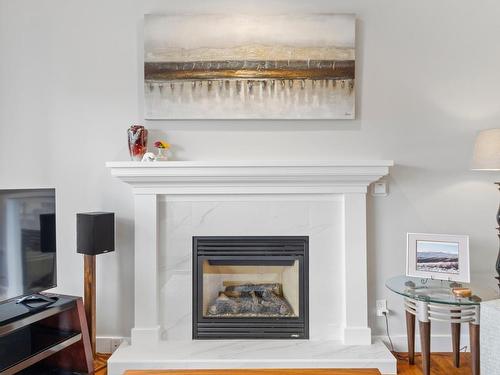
<box><xmin>153</xmin><ymin>140</ymin><xmax>171</xmax><ymax>161</ymax></box>
<box><xmin>154</xmin><ymin>140</ymin><xmax>171</xmax><ymax>149</ymax></box>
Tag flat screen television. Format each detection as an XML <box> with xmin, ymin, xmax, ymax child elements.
<box><xmin>0</xmin><ymin>189</ymin><xmax>56</xmax><ymax>304</ymax></box>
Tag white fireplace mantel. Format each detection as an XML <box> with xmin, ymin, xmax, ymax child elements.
<box><xmin>106</xmin><ymin>160</ymin><xmax>394</xmax><ymax>374</ymax></box>
<box><xmin>107</xmin><ymin>160</ymin><xmax>393</xmax><ymax>194</ymax></box>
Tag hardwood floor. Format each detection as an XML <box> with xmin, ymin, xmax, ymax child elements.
<box><xmin>124</xmin><ymin>371</ymin><xmax>380</xmax><ymax>375</ymax></box>
<box><xmin>396</xmin><ymin>352</ymin><xmax>471</xmax><ymax>375</ymax></box>
<box><xmin>96</xmin><ymin>352</ymin><xmax>472</xmax><ymax>375</ymax></box>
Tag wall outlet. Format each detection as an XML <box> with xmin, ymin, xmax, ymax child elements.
<box><xmin>110</xmin><ymin>338</ymin><xmax>123</xmax><ymax>352</ymax></box>
<box><xmin>376</xmin><ymin>299</ymin><xmax>389</xmax><ymax>317</ymax></box>
<box><xmin>96</xmin><ymin>336</ymin><xmax>126</xmax><ymax>354</ymax></box>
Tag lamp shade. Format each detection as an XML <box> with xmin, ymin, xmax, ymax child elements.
<box><xmin>471</xmin><ymin>128</ymin><xmax>500</xmax><ymax>170</ymax></box>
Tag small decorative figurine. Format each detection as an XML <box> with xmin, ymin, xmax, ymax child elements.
<box><xmin>127</xmin><ymin>125</ymin><xmax>148</xmax><ymax>161</ymax></box>
<box><xmin>141</xmin><ymin>152</ymin><xmax>156</xmax><ymax>162</ymax></box>
<box><xmin>153</xmin><ymin>140</ymin><xmax>171</xmax><ymax>161</ymax></box>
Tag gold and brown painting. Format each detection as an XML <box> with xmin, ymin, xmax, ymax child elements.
<box><xmin>144</xmin><ymin>14</ymin><xmax>355</xmax><ymax>119</ymax></box>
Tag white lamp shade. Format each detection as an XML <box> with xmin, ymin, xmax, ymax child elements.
<box><xmin>472</xmin><ymin>128</ymin><xmax>500</xmax><ymax>170</ymax></box>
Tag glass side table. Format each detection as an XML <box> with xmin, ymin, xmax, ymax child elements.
<box><xmin>386</xmin><ymin>275</ymin><xmax>499</xmax><ymax>375</ymax></box>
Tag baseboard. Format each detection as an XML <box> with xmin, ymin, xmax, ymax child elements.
<box><xmin>373</xmin><ymin>334</ymin><xmax>471</xmax><ymax>353</ymax></box>
<box><xmin>98</xmin><ymin>334</ymin><xmax>470</xmax><ymax>354</ymax></box>
<box><xmin>96</xmin><ymin>336</ymin><xmax>127</xmax><ymax>354</ymax></box>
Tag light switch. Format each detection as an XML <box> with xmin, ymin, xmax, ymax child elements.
<box><xmin>372</xmin><ymin>181</ymin><xmax>388</xmax><ymax>196</ymax></box>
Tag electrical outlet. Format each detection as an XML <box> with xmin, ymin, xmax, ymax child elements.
<box><xmin>376</xmin><ymin>299</ymin><xmax>389</xmax><ymax>317</ymax></box>
<box><xmin>110</xmin><ymin>338</ymin><xmax>123</xmax><ymax>352</ymax></box>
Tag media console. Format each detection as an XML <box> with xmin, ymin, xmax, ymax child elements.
<box><xmin>0</xmin><ymin>294</ymin><xmax>94</xmax><ymax>374</ymax></box>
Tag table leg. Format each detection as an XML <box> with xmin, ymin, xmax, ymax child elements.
<box><xmin>419</xmin><ymin>320</ymin><xmax>431</xmax><ymax>375</ymax></box>
<box><xmin>405</xmin><ymin>310</ymin><xmax>415</xmax><ymax>365</ymax></box>
<box><xmin>470</xmin><ymin>323</ymin><xmax>480</xmax><ymax>375</ymax></box>
<box><xmin>451</xmin><ymin>321</ymin><xmax>461</xmax><ymax>367</ymax></box>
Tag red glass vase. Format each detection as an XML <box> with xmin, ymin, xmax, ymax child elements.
<box><xmin>127</xmin><ymin>125</ymin><xmax>148</xmax><ymax>161</ymax></box>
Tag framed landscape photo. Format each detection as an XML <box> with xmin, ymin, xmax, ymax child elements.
<box><xmin>406</xmin><ymin>233</ymin><xmax>470</xmax><ymax>283</ymax></box>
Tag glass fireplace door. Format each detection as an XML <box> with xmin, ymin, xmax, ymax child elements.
<box><xmin>193</xmin><ymin>236</ymin><xmax>308</xmax><ymax>339</ymax></box>
<box><xmin>201</xmin><ymin>258</ymin><xmax>301</xmax><ymax>319</ymax></box>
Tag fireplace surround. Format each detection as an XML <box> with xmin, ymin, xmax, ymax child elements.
<box><xmin>193</xmin><ymin>236</ymin><xmax>309</xmax><ymax>339</ymax></box>
<box><xmin>106</xmin><ymin>160</ymin><xmax>396</xmax><ymax>375</ymax></box>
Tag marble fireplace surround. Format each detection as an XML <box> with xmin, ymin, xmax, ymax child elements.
<box><xmin>106</xmin><ymin>160</ymin><xmax>396</xmax><ymax>374</ymax></box>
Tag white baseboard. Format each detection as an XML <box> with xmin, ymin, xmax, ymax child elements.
<box><xmin>374</xmin><ymin>334</ymin><xmax>471</xmax><ymax>352</ymax></box>
<box><xmin>96</xmin><ymin>336</ymin><xmax>128</xmax><ymax>354</ymax></box>
<box><xmin>97</xmin><ymin>334</ymin><xmax>470</xmax><ymax>354</ymax></box>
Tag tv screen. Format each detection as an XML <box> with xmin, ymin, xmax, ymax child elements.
<box><xmin>0</xmin><ymin>189</ymin><xmax>56</xmax><ymax>303</ymax></box>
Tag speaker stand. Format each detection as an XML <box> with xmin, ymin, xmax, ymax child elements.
<box><xmin>84</xmin><ymin>254</ymin><xmax>96</xmax><ymax>358</ymax></box>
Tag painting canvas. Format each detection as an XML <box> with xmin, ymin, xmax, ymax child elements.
<box><xmin>416</xmin><ymin>240</ymin><xmax>459</xmax><ymax>274</ymax></box>
<box><xmin>144</xmin><ymin>14</ymin><xmax>356</xmax><ymax>119</ymax></box>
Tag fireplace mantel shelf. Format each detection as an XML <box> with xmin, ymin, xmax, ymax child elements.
<box><xmin>106</xmin><ymin>160</ymin><xmax>393</xmax><ymax>194</ymax></box>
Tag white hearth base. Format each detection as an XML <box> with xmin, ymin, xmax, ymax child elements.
<box><xmin>107</xmin><ymin>340</ymin><xmax>396</xmax><ymax>375</ymax></box>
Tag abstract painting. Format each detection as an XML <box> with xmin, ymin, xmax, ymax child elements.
<box><xmin>144</xmin><ymin>14</ymin><xmax>356</xmax><ymax>119</ymax></box>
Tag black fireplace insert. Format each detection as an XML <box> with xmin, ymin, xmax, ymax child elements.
<box><xmin>193</xmin><ymin>236</ymin><xmax>309</xmax><ymax>339</ymax></box>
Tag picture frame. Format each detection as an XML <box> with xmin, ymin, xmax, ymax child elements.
<box><xmin>406</xmin><ymin>233</ymin><xmax>470</xmax><ymax>283</ymax></box>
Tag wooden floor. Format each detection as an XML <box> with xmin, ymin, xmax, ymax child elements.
<box><xmin>396</xmin><ymin>352</ymin><xmax>471</xmax><ymax>374</ymax></box>
<box><xmin>96</xmin><ymin>352</ymin><xmax>472</xmax><ymax>375</ymax></box>
<box><xmin>124</xmin><ymin>371</ymin><xmax>380</xmax><ymax>375</ymax></box>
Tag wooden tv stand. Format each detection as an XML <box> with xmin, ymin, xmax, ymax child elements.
<box><xmin>0</xmin><ymin>294</ymin><xmax>94</xmax><ymax>374</ymax></box>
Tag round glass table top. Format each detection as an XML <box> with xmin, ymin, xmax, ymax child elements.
<box><xmin>386</xmin><ymin>275</ymin><xmax>499</xmax><ymax>306</ymax></box>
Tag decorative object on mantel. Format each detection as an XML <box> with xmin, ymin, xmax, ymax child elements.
<box><xmin>76</xmin><ymin>212</ymin><xmax>115</xmax><ymax>360</ymax></box>
<box><xmin>144</xmin><ymin>14</ymin><xmax>355</xmax><ymax>120</ymax></box>
<box><xmin>141</xmin><ymin>152</ymin><xmax>156</xmax><ymax>162</ymax></box>
<box><xmin>127</xmin><ymin>125</ymin><xmax>148</xmax><ymax>161</ymax></box>
<box><xmin>406</xmin><ymin>233</ymin><xmax>470</xmax><ymax>283</ymax></box>
<box><xmin>153</xmin><ymin>140</ymin><xmax>171</xmax><ymax>161</ymax></box>
<box><xmin>471</xmin><ymin>128</ymin><xmax>500</xmax><ymax>289</ymax></box>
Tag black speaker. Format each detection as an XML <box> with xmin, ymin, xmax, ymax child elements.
<box><xmin>77</xmin><ymin>212</ymin><xmax>115</xmax><ymax>255</ymax></box>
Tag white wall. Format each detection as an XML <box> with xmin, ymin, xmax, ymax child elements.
<box><xmin>1</xmin><ymin>0</ymin><xmax>499</xmax><ymax>349</ymax></box>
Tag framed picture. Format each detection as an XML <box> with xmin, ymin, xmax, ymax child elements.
<box><xmin>406</xmin><ymin>233</ymin><xmax>470</xmax><ymax>283</ymax></box>
<box><xmin>144</xmin><ymin>14</ymin><xmax>355</xmax><ymax>119</ymax></box>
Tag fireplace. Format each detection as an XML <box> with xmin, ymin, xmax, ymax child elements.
<box><xmin>192</xmin><ymin>236</ymin><xmax>309</xmax><ymax>339</ymax></box>
<box><xmin>107</xmin><ymin>161</ymin><xmax>396</xmax><ymax>374</ymax></box>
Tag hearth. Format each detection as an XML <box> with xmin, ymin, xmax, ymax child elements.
<box><xmin>192</xmin><ymin>236</ymin><xmax>309</xmax><ymax>339</ymax></box>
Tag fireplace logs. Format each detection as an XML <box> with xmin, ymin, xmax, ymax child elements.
<box><xmin>207</xmin><ymin>283</ymin><xmax>294</xmax><ymax>317</ymax></box>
